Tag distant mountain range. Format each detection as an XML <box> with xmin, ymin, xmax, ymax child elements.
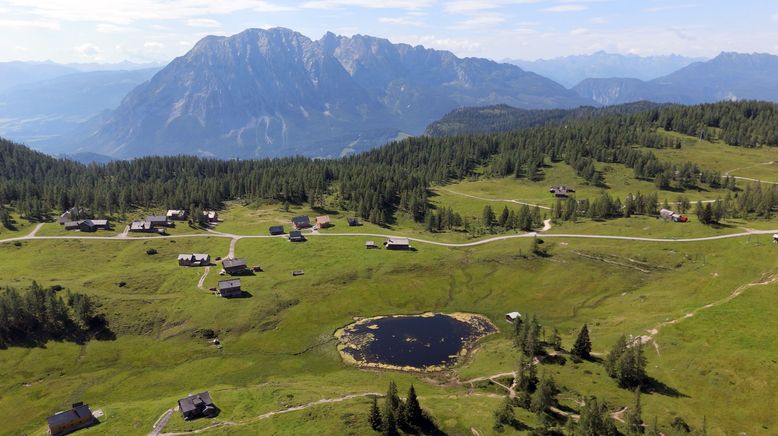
<box><xmin>0</xmin><ymin>68</ymin><xmax>159</xmax><ymax>150</ymax></box>
<box><xmin>573</xmin><ymin>52</ymin><xmax>778</xmax><ymax>105</ymax></box>
<box><xmin>506</xmin><ymin>51</ymin><xmax>705</xmax><ymax>88</ymax></box>
<box><xmin>70</xmin><ymin>27</ymin><xmax>592</xmax><ymax>159</ymax></box>
<box><xmin>0</xmin><ymin>60</ymin><xmax>160</xmax><ymax>92</ymax></box>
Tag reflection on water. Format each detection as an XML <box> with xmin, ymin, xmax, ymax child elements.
<box><xmin>338</xmin><ymin>313</ymin><xmax>495</xmax><ymax>371</ymax></box>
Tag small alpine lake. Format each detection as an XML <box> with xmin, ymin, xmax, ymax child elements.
<box><xmin>335</xmin><ymin>312</ymin><xmax>497</xmax><ymax>372</ymax></box>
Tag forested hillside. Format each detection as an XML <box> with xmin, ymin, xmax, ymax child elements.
<box><xmin>424</xmin><ymin>101</ymin><xmax>666</xmax><ymax>137</ymax></box>
<box><xmin>1</xmin><ymin>101</ymin><xmax>776</xmax><ymax>225</ymax></box>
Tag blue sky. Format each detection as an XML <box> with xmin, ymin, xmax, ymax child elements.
<box><xmin>1</xmin><ymin>0</ymin><xmax>777</xmax><ymax>63</ymax></box>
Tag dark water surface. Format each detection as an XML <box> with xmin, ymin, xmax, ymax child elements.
<box><xmin>341</xmin><ymin>314</ymin><xmax>494</xmax><ymax>369</ymax></box>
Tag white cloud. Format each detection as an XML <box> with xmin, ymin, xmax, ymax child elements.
<box><xmin>590</xmin><ymin>16</ymin><xmax>607</xmax><ymax>24</ymax></box>
<box><xmin>0</xmin><ymin>19</ymin><xmax>60</xmax><ymax>30</ymax></box>
<box><xmin>379</xmin><ymin>17</ymin><xmax>424</xmax><ymax>27</ymax></box>
<box><xmin>570</xmin><ymin>27</ymin><xmax>589</xmax><ymax>35</ymax></box>
<box><xmin>301</xmin><ymin>0</ymin><xmax>433</xmax><ymax>10</ymax></box>
<box><xmin>453</xmin><ymin>14</ymin><xmax>507</xmax><ymax>29</ymax></box>
<box><xmin>97</xmin><ymin>23</ymin><xmax>133</xmax><ymax>33</ymax></box>
<box><xmin>444</xmin><ymin>0</ymin><xmax>541</xmax><ymax>14</ymax></box>
<box><xmin>544</xmin><ymin>4</ymin><xmax>587</xmax><ymax>12</ymax></box>
<box><xmin>403</xmin><ymin>34</ymin><xmax>482</xmax><ymax>54</ymax></box>
<box><xmin>144</xmin><ymin>41</ymin><xmax>165</xmax><ymax>49</ymax></box>
<box><xmin>187</xmin><ymin>18</ymin><xmax>221</xmax><ymax>27</ymax></box>
<box><xmin>74</xmin><ymin>43</ymin><xmax>101</xmax><ymax>59</ymax></box>
<box><xmin>644</xmin><ymin>4</ymin><xmax>696</xmax><ymax>13</ymax></box>
<box><xmin>772</xmin><ymin>14</ymin><xmax>778</xmax><ymax>23</ymax></box>
<box><xmin>2</xmin><ymin>0</ymin><xmax>295</xmax><ymax>25</ymax></box>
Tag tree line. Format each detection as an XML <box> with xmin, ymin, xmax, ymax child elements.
<box><xmin>1</xmin><ymin>101</ymin><xmax>775</xmax><ymax>226</ymax></box>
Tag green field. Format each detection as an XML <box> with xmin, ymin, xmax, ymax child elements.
<box><xmin>1</xmin><ymin>132</ymin><xmax>777</xmax><ymax>435</ymax></box>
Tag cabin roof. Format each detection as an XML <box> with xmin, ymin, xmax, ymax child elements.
<box><xmin>47</xmin><ymin>404</ymin><xmax>93</xmax><ymax>427</ymax></box>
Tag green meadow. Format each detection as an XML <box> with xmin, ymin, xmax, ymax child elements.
<box><xmin>1</xmin><ymin>131</ymin><xmax>777</xmax><ymax>435</ymax></box>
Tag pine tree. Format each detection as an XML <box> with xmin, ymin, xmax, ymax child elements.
<box><xmin>605</xmin><ymin>335</ymin><xmax>628</xmax><ymax>378</ymax></box>
<box><xmin>624</xmin><ymin>387</ymin><xmax>643</xmax><ymax>435</ymax></box>
<box><xmin>530</xmin><ymin>373</ymin><xmax>557</xmax><ymax>415</ymax></box>
<box><xmin>549</xmin><ymin>328</ymin><xmax>562</xmax><ymax>351</ymax></box>
<box><xmin>493</xmin><ymin>397</ymin><xmax>515</xmax><ymax>432</ymax></box>
<box><xmin>576</xmin><ymin>396</ymin><xmax>618</xmax><ymax>436</ymax></box>
<box><xmin>571</xmin><ymin>324</ymin><xmax>592</xmax><ymax>359</ymax></box>
<box><xmin>368</xmin><ymin>396</ymin><xmax>383</xmax><ymax>431</ymax></box>
<box><xmin>404</xmin><ymin>384</ymin><xmax>422</xmax><ymax>426</ymax></box>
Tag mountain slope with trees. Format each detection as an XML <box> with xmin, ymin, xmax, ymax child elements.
<box><xmin>1</xmin><ymin>101</ymin><xmax>776</xmax><ymax>225</ymax></box>
<box><xmin>71</xmin><ymin>27</ymin><xmax>592</xmax><ymax>159</ymax></box>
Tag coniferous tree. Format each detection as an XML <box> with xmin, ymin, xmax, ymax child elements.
<box><xmin>403</xmin><ymin>385</ymin><xmax>423</xmax><ymax>427</ymax></box>
<box><xmin>571</xmin><ymin>324</ymin><xmax>592</xmax><ymax>359</ymax></box>
<box><xmin>575</xmin><ymin>396</ymin><xmax>618</xmax><ymax>436</ymax></box>
<box><xmin>493</xmin><ymin>397</ymin><xmax>515</xmax><ymax>432</ymax></box>
<box><xmin>368</xmin><ymin>396</ymin><xmax>383</xmax><ymax>431</ymax></box>
<box><xmin>625</xmin><ymin>387</ymin><xmax>643</xmax><ymax>435</ymax></box>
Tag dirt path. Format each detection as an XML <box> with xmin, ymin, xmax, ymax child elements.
<box><xmin>637</xmin><ymin>273</ymin><xmax>778</xmax><ymax>353</ymax></box>
<box><xmin>197</xmin><ymin>267</ymin><xmax>210</xmax><ymax>289</ymax></box>
<box><xmin>28</xmin><ymin>223</ymin><xmax>44</xmax><ymax>237</ymax></box>
<box><xmin>437</xmin><ymin>187</ymin><xmax>552</xmax><ymax>210</ymax></box>
<box><xmin>149</xmin><ymin>408</ymin><xmax>174</xmax><ymax>436</ymax></box>
<box><xmin>158</xmin><ymin>393</ymin><xmax>382</xmax><ymax>435</ymax></box>
<box><xmin>1</xmin><ymin>224</ymin><xmax>776</xmax><ymax>249</ymax></box>
<box><xmin>724</xmin><ymin>161</ymin><xmax>777</xmax><ymax>185</ymax></box>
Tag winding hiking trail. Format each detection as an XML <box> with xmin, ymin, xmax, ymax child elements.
<box><xmin>724</xmin><ymin>161</ymin><xmax>778</xmax><ymax>185</ymax></box>
<box><xmin>2</xmin><ymin>222</ymin><xmax>777</xmax><ymax>249</ymax></box>
<box><xmin>637</xmin><ymin>273</ymin><xmax>778</xmax><ymax>354</ymax></box>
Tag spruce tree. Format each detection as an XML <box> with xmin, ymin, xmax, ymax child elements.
<box><xmin>368</xmin><ymin>396</ymin><xmax>382</xmax><ymax>431</ymax></box>
<box><xmin>530</xmin><ymin>373</ymin><xmax>557</xmax><ymax>415</ymax></box>
<box><xmin>493</xmin><ymin>397</ymin><xmax>515</xmax><ymax>432</ymax></box>
<box><xmin>624</xmin><ymin>387</ymin><xmax>643</xmax><ymax>435</ymax></box>
<box><xmin>576</xmin><ymin>396</ymin><xmax>618</xmax><ymax>436</ymax></box>
<box><xmin>404</xmin><ymin>384</ymin><xmax>423</xmax><ymax>426</ymax></box>
<box><xmin>571</xmin><ymin>324</ymin><xmax>592</xmax><ymax>359</ymax></box>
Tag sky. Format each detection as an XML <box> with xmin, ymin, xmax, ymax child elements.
<box><xmin>1</xmin><ymin>0</ymin><xmax>777</xmax><ymax>64</ymax></box>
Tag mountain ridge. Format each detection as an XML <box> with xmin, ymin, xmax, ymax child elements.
<box><xmin>71</xmin><ymin>27</ymin><xmax>593</xmax><ymax>159</ymax></box>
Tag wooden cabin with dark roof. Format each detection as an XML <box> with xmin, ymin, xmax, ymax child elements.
<box><xmin>291</xmin><ymin>215</ymin><xmax>311</xmax><ymax>229</ymax></box>
<box><xmin>222</xmin><ymin>258</ymin><xmax>249</xmax><ymax>275</ymax></box>
<box><xmin>47</xmin><ymin>402</ymin><xmax>96</xmax><ymax>436</ymax></box>
<box><xmin>178</xmin><ymin>391</ymin><xmax>218</xmax><ymax>420</ymax></box>
<box><xmin>217</xmin><ymin>279</ymin><xmax>242</xmax><ymax>298</ymax></box>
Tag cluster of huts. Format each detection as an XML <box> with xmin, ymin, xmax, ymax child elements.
<box><xmin>268</xmin><ymin>215</ymin><xmax>359</xmax><ymax>243</ymax></box>
<box><xmin>129</xmin><ymin>210</ymin><xmax>219</xmax><ymax>233</ymax></box>
<box><xmin>58</xmin><ymin>207</ymin><xmax>111</xmax><ymax>232</ymax></box>
<box><xmin>47</xmin><ymin>391</ymin><xmax>219</xmax><ymax>434</ymax></box>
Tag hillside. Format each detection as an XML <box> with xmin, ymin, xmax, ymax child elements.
<box><xmin>1</xmin><ymin>101</ymin><xmax>777</xmax><ymax>435</ymax></box>
<box><xmin>424</xmin><ymin>101</ymin><xmax>666</xmax><ymax>137</ymax></box>
<box><xmin>0</xmin><ymin>69</ymin><xmax>159</xmax><ymax>151</ymax></box>
<box><xmin>507</xmin><ymin>51</ymin><xmax>704</xmax><ymax>87</ymax></box>
<box><xmin>573</xmin><ymin>52</ymin><xmax>778</xmax><ymax>105</ymax></box>
<box><xmin>70</xmin><ymin>27</ymin><xmax>592</xmax><ymax>159</ymax></box>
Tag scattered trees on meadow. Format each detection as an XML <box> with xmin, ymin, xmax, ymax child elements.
<box><xmin>605</xmin><ymin>335</ymin><xmax>647</xmax><ymax>388</ymax></box>
<box><xmin>368</xmin><ymin>381</ymin><xmax>437</xmax><ymax>435</ymax></box>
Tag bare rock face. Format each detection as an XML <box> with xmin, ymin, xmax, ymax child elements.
<box><xmin>74</xmin><ymin>28</ymin><xmax>592</xmax><ymax>159</ymax></box>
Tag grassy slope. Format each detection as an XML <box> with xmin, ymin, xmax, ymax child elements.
<box><xmin>1</xmin><ymin>131</ymin><xmax>777</xmax><ymax>435</ymax></box>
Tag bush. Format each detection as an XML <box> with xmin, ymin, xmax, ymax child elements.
<box><xmin>117</xmin><ymin>281</ymin><xmax>127</xmax><ymax>288</ymax></box>
<box><xmin>146</xmin><ymin>248</ymin><xmax>158</xmax><ymax>255</ymax></box>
